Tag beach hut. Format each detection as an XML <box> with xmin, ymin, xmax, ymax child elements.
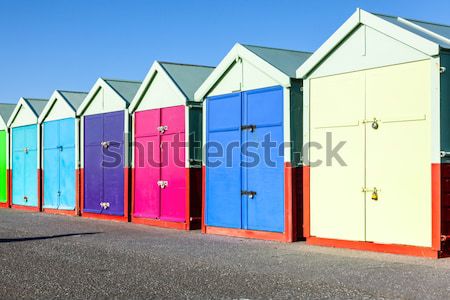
<box><xmin>77</xmin><ymin>78</ymin><xmax>141</xmax><ymax>221</ymax></box>
<box><xmin>129</xmin><ymin>61</ymin><xmax>213</xmax><ymax>230</ymax></box>
<box><xmin>38</xmin><ymin>90</ymin><xmax>87</xmax><ymax>215</ymax></box>
<box><xmin>195</xmin><ymin>43</ymin><xmax>311</xmax><ymax>241</ymax></box>
<box><xmin>0</xmin><ymin>103</ymin><xmax>16</xmax><ymax>208</ymax></box>
<box><xmin>297</xmin><ymin>9</ymin><xmax>450</xmax><ymax>257</ymax></box>
<box><xmin>7</xmin><ymin>98</ymin><xmax>47</xmax><ymax>211</ymax></box>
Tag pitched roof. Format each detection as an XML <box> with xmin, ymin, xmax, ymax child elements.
<box><xmin>159</xmin><ymin>62</ymin><xmax>214</xmax><ymax>100</ymax></box>
<box><xmin>375</xmin><ymin>13</ymin><xmax>450</xmax><ymax>49</ymax></box>
<box><xmin>103</xmin><ymin>79</ymin><xmax>142</xmax><ymax>104</ymax></box>
<box><xmin>0</xmin><ymin>103</ymin><xmax>16</xmax><ymax>124</ymax></box>
<box><xmin>242</xmin><ymin>44</ymin><xmax>312</xmax><ymax>77</ymax></box>
<box><xmin>23</xmin><ymin>98</ymin><xmax>47</xmax><ymax>116</ymax></box>
<box><xmin>59</xmin><ymin>91</ymin><xmax>88</xmax><ymax>110</ymax></box>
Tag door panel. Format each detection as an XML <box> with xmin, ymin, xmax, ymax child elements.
<box><xmin>12</xmin><ymin>127</ymin><xmax>25</xmax><ymax>206</ymax></box>
<box><xmin>365</xmin><ymin>61</ymin><xmax>431</xmax><ymax>247</ymax></box>
<box><xmin>43</xmin><ymin>121</ymin><xmax>60</xmax><ymax>209</ymax></box>
<box><xmin>84</xmin><ymin>114</ymin><xmax>104</xmax><ymax>213</ymax></box>
<box><xmin>0</xmin><ymin>131</ymin><xmax>7</xmax><ymax>203</ymax></box>
<box><xmin>309</xmin><ymin>73</ymin><xmax>366</xmax><ymax>241</ymax></box>
<box><xmin>206</xmin><ymin>93</ymin><xmax>242</xmax><ymax>228</ymax></box>
<box><xmin>244</xmin><ymin>87</ymin><xmax>284</xmax><ymax>232</ymax></box>
<box><xmin>160</xmin><ymin>106</ymin><xmax>185</xmax><ymax>135</ymax></box>
<box><xmin>24</xmin><ymin>125</ymin><xmax>38</xmax><ymax>207</ymax></box>
<box><xmin>134</xmin><ymin>135</ymin><xmax>161</xmax><ymax>218</ymax></box>
<box><xmin>59</xmin><ymin>119</ymin><xmax>76</xmax><ymax>210</ymax></box>
<box><xmin>160</xmin><ymin>132</ymin><xmax>185</xmax><ymax>222</ymax></box>
<box><xmin>102</xmin><ymin>111</ymin><xmax>124</xmax><ymax>216</ymax></box>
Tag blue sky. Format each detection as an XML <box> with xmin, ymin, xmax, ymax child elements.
<box><xmin>1</xmin><ymin>0</ymin><xmax>449</xmax><ymax>102</ymax></box>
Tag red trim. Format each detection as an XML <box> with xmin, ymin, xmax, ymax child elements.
<box><xmin>81</xmin><ymin>212</ymin><xmax>128</xmax><ymax>222</ymax></box>
<box><xmin>131</xmin><ymin>167</ymin><xmax>135</xmax><ymax>221</ymax></box>
<box><xmin>307</xmin><ymin>236</ymin><xmax>441</xmax><ymax>258</ymax></box>
<box><xmin>7</xmin><ymin>169</ymin><xmax>11</xmax><ymax>207</ymax></box>
<box><xmin>0</xmin><ymin>202</ymin><xmax>9</xmax><ymax>208</ymax></box>
<box><xmin>75</xmin><ymin>169</ymin><xmax>81</xmax><ymax>216</ymax></box>
<box><xmin>11</xmin><ymin>204</ymin><xmax>40</xmax><ymax>212</ymax></box>
<box><xmin>185</xmin><ymin>168</ymin><xmax>191</xmax><ymax>230</ymax></box>
<box><xmin>205</xmin><ymin>226</ymin><xmax>288</xmax><ymax>242</ymax></box>
<box><xmin>132</xmin><ymin>216</ymin><xmax>188</xmax><ymax>230</ymax></box>
<box><xmin>432</xmin><ymin>163</ymin><xmax>441</xmax><ymax>250</ymax></box>
<box><xmin>284</xmin><ymin>162</ymin><xmax>294</xmax><ymax>242</ymax></box>
<box><xmin>42</xmin><ymin>208</ymin><xmax>77</xmax><ymax>216</ymax></box>
<box><xmin>201</xmin><ymin>165</ymin><xmax>206</xmax><ymax>233</ymax></box>
<box><xmin>80</xmin><ymin>168</ymin><xmax>84</xmax><ymax>213</ymax></box>
<box><xmin>303</xmin><ymin>166</ymin><xmax>310</xmax><ymax>238</ymax></box>
<box><xmin>37</xmin><ymin>169</ymin><xmax>42</xmax><ymax>212</ymax></box>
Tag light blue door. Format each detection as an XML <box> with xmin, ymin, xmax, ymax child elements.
<box><xmin>43</xmin><ymin>120</ymin><xmax>60</xmax><ymax>209</ymax></box>
<box><xmin>206</xmin><ymin>93</ymin><xmax>242</xmax><ymax>229</ymax></box>
<box><xmin>24</xmin><ymin>125</ymin><xmax>38</xmax><ymax>207</ymax></box>
<box><xmin>12</xmin><ymin>127</ymin><xmax>25</xmax><ymax>205</ymax></box>
<box><xmin>243</xmin><ymin>87</ymin><xmax>284</xmax><ymax>232</ymax></box>
<box><xmin>43</xmin><ymin>118</ymin><xmax>75</xmax><ymax>210</ymax></box>
<box><xmin>59</xmin><ymin>118</ymin><xmax>75</xmax><ymax>210</ymax></box>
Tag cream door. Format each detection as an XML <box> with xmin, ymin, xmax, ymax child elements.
<box><xmin>309</xmin><ymin>72</ymin><xmax>366</xmax><ymax>241</ymax></box>
<box><xmin>365</xmin><ymin>60</ymin><xmax>432</xmax><ymax>247</ymax></box>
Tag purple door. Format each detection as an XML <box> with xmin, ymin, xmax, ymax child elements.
<box><xmin>84</xmin><ymin>111</ymin><xmax>124</xmax><ymax>216</ymax></box>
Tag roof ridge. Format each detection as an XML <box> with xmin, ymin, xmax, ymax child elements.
<box><xmin>373</xmin><ymin>11</ymin><xmax>450</xmax><ymax>28</ymax></box>
<box><xmin>58</xmin><ymin>90</ymin><xmax>88</xmax><ymax>94</ymax></box>
<box><xmin>24</xmin><ymin>98</ymin><xmax>47</xmax><ymax>101</ymax></box>
<box><xmin>101</xmin><ymin>78</ymin><xmax>142</xmax><ymax>84</ymax></box>
<box><xmin>242</xmin><ymin>43</ymin><xmax>312</xmax><ymax>55</ymax></box>
<box><xmin>158</xmin><ymin>61</ymin><xmax>215</xmax><ymax>69</ymax></box>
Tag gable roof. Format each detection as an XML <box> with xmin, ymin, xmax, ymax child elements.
<box><xmin>103</xmin><ymin>79</ymin><xmax>142</xmax><ymax>104</ymax></box>
<box><xmin>297</xmin><ymin>8</ymin><xmax>447</xmax><ymax>78</ymax></box>
<box><xmin>129</xmin><ymin>61</ymin><xmax>214</xmax><ymax>113</ymax></box>
<box><xmin>7</xmin><ymin>97</ymin><xmax>47</xmax><ymax>127</ymax></box>
<box><xmin>38</xmin><ymin>90</ymin><xmax>88</xmax><ymax>123</ymax></box>
<box><xmin>0</xmin><ymin>103</ymin><xmax>16</xmax><ymax>126</ymax></box>
<box><xmin>159</xmin><ymin>62</ymin><xmax>214</xmax><ymax>100</ymax></box>
<box><xmin>77</xmin><ymin>78</ymin><xmax>142</xmax><ymax>116</ymax></box>
<box><xmin>195</xmin><ymin>43</ymin><xmax>311</xmax><ymax>101</ymax></box>
<box><xmin>242</xmin><ymin>44</ymin><xmax>312</xmax><ymax>77</ymax></box>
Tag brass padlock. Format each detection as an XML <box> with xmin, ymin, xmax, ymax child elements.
<box><xmin>371</xmin><ymin>188</ymin><xmax>378</xmax><ymax>201</ymax></box>
<box><xmin>372</xmin><ymin>119</ymin><xmax>379</xmax><ymax>130</ymax></box>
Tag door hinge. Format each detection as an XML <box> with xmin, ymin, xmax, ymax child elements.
<box><xmin>241</xmin><ymin>190</ymin><xmax>257</xmax><ymax>199</ymax></box>
<box><xmin>241</xmin><ymin>125</ymin><xmax>256</xmax><ymax>132</ymax></box>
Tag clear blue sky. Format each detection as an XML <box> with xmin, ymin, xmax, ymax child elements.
<box><xmin>1</xmin><ymin>0</ymin><xmax>449</xmax><ymax>103</ymax></box>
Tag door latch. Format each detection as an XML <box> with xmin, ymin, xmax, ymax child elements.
<box><xmin>157</xmin><ymin>180</ymin><xmax>168</xmax><ymax>189</ymax></box>
<box><xmin>241</xmin><ymin>125</ymin><xmax>256</xmax><ymax>132</ymax></box>
<box><xmin>241</xmin><ymin>190</ymin><xmax>257</xmax><ymax>199</ymax></box>
<box><xmin>100</xmin><ymin>202</ymin><xmax>110</xmax><ymax>209</ymax></box>
<box><xmin>23</xmin><ymin>196</ymin><xmax>28</xmax><ymax>202</ymax></box>
<box><xmin>23</xmin><ymin>147</ymin><xmax>29</xmax><ymax>154</ymax></box>
<box><xmin>157</xmin><ymin>125</ymin><xmax>168</xmax><ymax>134</ymax></box>
<box><xmin>101</xmin><ymin>141</ymin><xmax>110</xmax><ymax>149</ymax></box>
<box><xmin>58</xmin><ymin>146</ymin><xmax>63</xmax><ymax>152</ymax></box>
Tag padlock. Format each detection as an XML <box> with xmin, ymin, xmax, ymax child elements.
<box><xmin>371</xmin><ymin>188</ymin><xmax>378</xmax><ymax>201</ymax></box>
<box><xmin>372</xmin><ymin>119</ymin><xmax>379</xmax><ymax>130</ymax></box>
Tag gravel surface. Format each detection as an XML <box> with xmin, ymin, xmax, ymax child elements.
<box><xmin>0</xmin><ymin>209</ymin><xmax>449</xmax><ymax>299</ymax></box>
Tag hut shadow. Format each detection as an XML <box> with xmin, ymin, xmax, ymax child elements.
<box><xmin>0</xmin><ymin>232</ymin><xmax>101</xmax><ymax>243</ymax></box>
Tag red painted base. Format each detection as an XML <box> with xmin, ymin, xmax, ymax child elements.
<box><xmin>42</xmin><ymin>208</ymin><xmax>77</xmax><ymax>216</ymax></box>
<box><xmin>0</xmin><ymin>202</ymin><xmax>9</xmax><ymax>208</ymax></box>
<box><xmin>307</xmin><ymin>236</ymin><xmax>442</xmax><ymax>258</ymax></box>
<box><xmin>81</xmin><ymin>212</ymin><xmax>128</xmax><ymax>222</ymax></box>
<box><xmin>11</xmin><ymin>204</ymin><xmax>40</xmax><ymax>212</ymax></box>
<box><xmin>205</xmin><ymin>226</ymin><xmax>290</xmax><ymax>242</ymax></box>
<box><xmin>131</xmin><ymin>217</ymin><xmax>189</xmax><ymax>230</ymax></box>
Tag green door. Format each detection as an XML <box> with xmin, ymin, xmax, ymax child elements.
<box><xmin>0</xmin><ymin>130</ymin><xmax>7</xmax><ymax>203</ymax></box>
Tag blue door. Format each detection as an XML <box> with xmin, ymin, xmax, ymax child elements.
<box><xmin>243</xmin><ymin>87</ymin><xmax>284</xmax><ymax>232</ymax></box>
<box><xmin>43</xmin><ymin>120</ymin><xmax>60</xmax><ymax>209</ymax></box>
<box><xmin>44</xmin><ymin>118</ymin><xmax>76</xmax><ymax>210</ymax></box>
<box><xmin>206</xmin><ymin>93</ymin><xmax>242</xmax><ymax>229</ymax></box>
<box><xmin>59</xmin><ymin>118</ymin><xmax>76</xmax><ymax>210</ymax></box>
<box><xmin>12</xmin><ymin>125</ymin><xmax>38</xmax><ymax>207</ymax></box>
<box><xmin>206</xmin><ymin>86</ymin><xmax>284</xmax><ymax>232</ymax></box>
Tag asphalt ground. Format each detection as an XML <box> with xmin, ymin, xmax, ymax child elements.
<box><xmin>0</xmin><ymin>209</ymin><xmax>449</xmax><ymax>299</ymax></box>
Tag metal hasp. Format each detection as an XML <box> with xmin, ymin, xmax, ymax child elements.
<box><xmin>241</xmin><ymin>124</ymin><xmax>256</xmax><ymax>132</ymax></box>
<box><xmin>157</xmin><ymin>180</ymin><xmax>168</xmax><ymax>189</ymax></box>
<box><xmin>241</xmin><ymin>191</ymin><xmax>257</xmax><ymax>199</ymax></box>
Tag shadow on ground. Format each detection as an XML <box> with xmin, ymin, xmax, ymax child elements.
<box><xmin>0</xmin><ymin>232</ymin><xmax>101</xmax><ymax>243</ymax></box>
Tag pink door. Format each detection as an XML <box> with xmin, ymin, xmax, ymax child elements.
<box><xmin>133</xmin><ymin>105</ymin><xmax>186</xmax><ymax>222</ymax></box>
<box><xmin>160</xmin><ymin>106</ymin><xmax>186</xmax><ymax>221</ymax></box>
<box><xmin>134</xmin><ymin>109</ymin><xmax>160</xmax><ymax>218</ymax></box>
